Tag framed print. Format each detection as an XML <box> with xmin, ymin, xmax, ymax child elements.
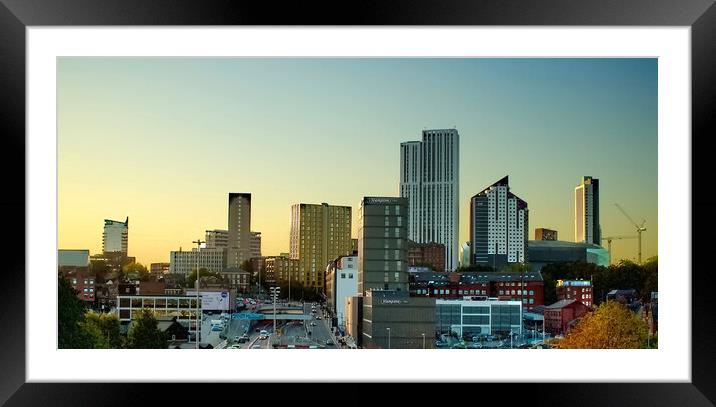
<box><xmin>1</xmin><ymin>0</ymin><xmax>715</xmax><ymax>405</ymax></box>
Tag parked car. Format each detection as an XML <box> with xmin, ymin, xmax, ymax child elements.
<box><xmin>325</xmin><ymin>339</ymin><xmax>335</xmax><ymax>346</ymax></box>
<box><xmin>467</xmin><ymin>343</ymin><xmax>483</xmax><ymax>349</ymax></box>
<box><xmin>451</xmin><ymin>342</ymin><xmax>467</xmax><ymax>349</ymax></box>
<box><xmin>435</xmin><ymin>341</ymin><xmax>449</xmax><ymax>348</ymax></box>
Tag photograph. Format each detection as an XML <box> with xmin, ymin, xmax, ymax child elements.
<box><xmin>56</xmin><ymin>57</ymin><xmax>658</xmax><ymax>351</ymax></box>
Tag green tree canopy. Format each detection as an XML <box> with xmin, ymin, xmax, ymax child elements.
<box><xmin>186</xmin><ymin>268</ymin><xmax>221</xmax><ymax>288</ymax></box>
<box><xmin>84</xmin><ymin>311</ymin><xmax>123</xmax><ymax>348</ymax></box>
<box><xmin>558</xmin><ymin>301</ymin><xmax>649</xmax><ymax>349</ymax></box>
<box><xmin>126</xmin><ymin>309</ymin><xmax>167</xmax><ymax>349</ymax></box>
<box><xmin>58</xmin><ymin>274</ymin><xmax>95</xmax><ymax>348</ymax></box>
<box><xmin>123</xmin><ymin>262</ymin><xmax>150</xmax><ymax>281</ymax></box>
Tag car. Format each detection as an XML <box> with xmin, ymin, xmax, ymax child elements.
<box><xmin>325</xmin><ymin>339</ymin><xmax>335</xmax><ymax>346</ymax></box>
<box><xmin>234</xmin><ymin>336</ymin><xmax>240</xmax><ymax>342</ymax></box>
<box><xmin>310</xmin><ymin>322</ymin><xmax>317</xmax><ymax>326</ymax></box>
<box><xmin>316</xmin><ymin>316</ymin><xmax>322</xmax><ymax>320</ymax></box>
<box><xmin>435</xmin><ymin>341</ymin><xmax>449</xmax><ymax>348</ymax></box>
<box><xmin>229</xmin><ymin>344</ymin><xmax>242</xmax><ymax>349</ymax></box>
<box><xmin>251</xmin><ymin>344</ymin><xmax>262</xmax><ymax>349</ymax></box>
<box><xmin>467</xmin><ymin>343</ymin><xmax>483</xmax><ymax>349</ymax></box>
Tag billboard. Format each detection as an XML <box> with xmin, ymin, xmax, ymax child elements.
<box><xmin>185</xmin><ymin>290</ymin><xmax>231</xmax><ymax>311</ymax></box>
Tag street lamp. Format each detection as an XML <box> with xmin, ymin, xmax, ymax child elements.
<box><xmin>386</xmin><ymin>327</ymin><xmax>391</xmax><ymax>349</ymax></box>
<box><xmin>192</xmin><ymin>238</ymin><xmax>204</xmax><ymax>350</ymax></box>
<box><xmin>421</xmin><ymin>333</ymin><xmax>425</xmax><ymax>349</ymax></box>
<box><xmin>270</xmin><ymin>286</ymin><xmax>280</xmax><ymax>337</ymax></box>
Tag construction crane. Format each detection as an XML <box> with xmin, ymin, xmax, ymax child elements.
<box><xmin>614</xmin><ymin>203</ymin><xmax>647</xmax><ymax>264</ymax></box>
<box><xmin>601</xmin><ymin>235</ymin><xmax>638</xmax><ymax>265</ymax></box>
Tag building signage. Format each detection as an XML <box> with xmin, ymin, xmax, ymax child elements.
<box><xmin>186</xmin><ymin>290</ymin><xmax>231</xmax><ymax>311</ymax></box>
<box><xmin>366</xmin><ymin>197</ymin><xmax>400</xmax><ymax>205</ymax></box>
<box><xmin>381</xmin><ymin>299</ymin><xmax>409</xmax><ymax>304</ymax></box>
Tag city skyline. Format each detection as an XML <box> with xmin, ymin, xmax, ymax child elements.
<box><xmin>58</xmin><ymin>58</ymin><xmax>658</xmax><ymax>266</ymax></box>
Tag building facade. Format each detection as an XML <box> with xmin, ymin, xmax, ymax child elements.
<box><xmin>459</xmin><ymin>242</ymin><xmax>471</xmax><ymax>268</ymax></box>
<box><xmin>407</xmin><ymin>240</ymin><xmax>445</xmax><ymax>272</ymax></box>
<box><xmin>102</xmin><ymin>217</ymin><xmax>128</xmax><ymax>255</ymax></box>
<box><xmin>358</xmin><ymin>197</ymin><xmax>410</xmax><ymax>294</ymax></box>
<box><xmin>325</xmin><ymin>255</ymin><xmax>359</xmax><ymax>328</ymax></box>
<box><xmin>289</xmin><ymin>202</ymin><xmax>352</xmax><ymax>289</ymax></box>
<box><xmin>399</xmin><ymin>129</ymin><xmax>459</xmax><ymax>272</ymax></box>
<box><xmin>205</xmin><ymin>229</ymin><xmax>229</xmax><ymax>249</ymax></box>
<box><xmin>528</xmin><ymin>240</ymin><xmax>609</xmax><ymax>272</ymax></box>
<box><xmin>544</xmin><ymin>299</ymin><xmax>590</xmax><ymax>336</ymax></box>
<box><xmin>435</xmin><ymin>298</ymin><xmax>522</xmax><ymax>338</ymax></box>
<box><xmin>227</xmin><ymin>193</ymin><xmax>252</xmax><ymax>268</ymax></box>
<box><xmin>250</xmin><ymin>231</ymin><xmax>262</xmax><ymax>258</ymax></box>
<box><xmin>469</xmin><ymin>176</ymin><xmax>528</xmax><ymax>269</ymax></box>
<box><xmin>264</xmin><ymin>255</ymin><xmax>299</xmax><ymax>285</ymax></box>
<box><xmin>535</xmin><ymin>228</ymin><xmax>558</xmax><ymax>241</ymax></box>
<box><xmin>361</xmin><ymin>290</ymin><xmax>436</xmax><ymax>349</ymax></box>
<box><xmin>410</xmin><ymin>271</ymin><xmax>544</xmax><ymax>309</ymax></box>
<box><xmin>575</xmin><ymin>176</ymin><xmax>601</xmax><ymax>245</ymax></box>
<box><xmin>116</xmin><ymin>295</ymin><xmax>201</xmax><ymax>336</ymax></box>
<box><xmin>169</xmin><ymin>248</ymin><xmax>226</xmax><ymax>275</ymax></box>
<box><xmin>556</xmin><ymin>279</ymin><xmax>594</xmax><ymax>308</ymax></box>
<box><xmin>150</xmin><ymin>262</ymin><xmax>170</xmax><ymax>274</ymax></box>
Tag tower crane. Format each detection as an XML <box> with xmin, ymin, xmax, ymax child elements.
<box><xmin>614</xmin><ymin>203</ymin><xmax>647</xmax><ymax>264</ymax></box>
<box><xmin>601</xmin><ymin>235</ymin><xmax>638</xmax><ymax>265</ymax></box>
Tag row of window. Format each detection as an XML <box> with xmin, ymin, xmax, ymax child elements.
<box><xmin>499</xmin><ymin>290</ymin><xmax>535</xmax><ymax>296</ymax></box>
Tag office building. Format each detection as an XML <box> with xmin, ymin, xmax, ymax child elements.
<box><xmin>289</xmin><ymin>202</ymin><xmax>352</xmax><ymax>289</ymax></box>
<box><xmin>102</xmin><ymin>217</ymin><xmax>128</xmax><ymax>255</ymax></box>
<box><xmin>325</xmin><ymin>255</ymin><xmax>359</xmax><ymax>328</ymax></box>
<box><xmin>150</xmin><ymin>263</ymin><xmax>170</xmax><ymax>274</ymax></box>
<box><xmin>227</xmin><ymin>193</ymin><xmax>251</xmax><ymax>268</ymax></box>
<box><xmin>535</xmin><ymin>228</ymin><xmax>558</xmax><ymax>241</ymax></box>
<box><xmin>358</xmin><ymin>197</ymin><xmax>410</xmax><ymax>293</ymax></box>
<box><xmin>361</xmin><ymin>290</ymin><xmax>436</xmax><ymax>349</ymax></box>
<box><xmin>345</xmin><ymin>295</ymin><xmax>363</xmax><ymax>346</ymax></box>
<box><xmin>528</xmin><ymin>240</ymin><xmax>609</xmax><ymax>272</ymax></box>
<box><xmin>400</xmin><ymin>129</ymin><xmax>459</xmax><ymax>272</ymax></box>
<box><xmin>250</xmin><ymin>231</ymin><xmax>262</xmax><ymax>258</ymax></box>
<box><xmin>556</xmin><ymin>279</ymin><xmax>594</xmax><ymax>308</ymax></box>
<box><xmin>116</xmin><ymin>295</ymin><xmax>201</xmax><ymax>336</ymax></box>
<box><xmin>435</xmin><ymin>297</ymin><xmax>522</xmax><ymax>338</ymax></box>
<box><xmin>407</xmin><ymin>240</ymin><xmax>445</xmax><ymax>272</ymax></box>
<box><xmin>410</xmin><ymin>271</ymin><xmax>544</xmax><ymax>309</ymax></box>
<box><xmin>469</xmin><ymin>176</ymin><xmax>528</xmax><ymax>269</ymax></box>
<box><xmin>205</xmin><ymin>229</ymin><xmax>228</xmax><ymax>249</ymax></box>
<box><xmin>220</xmin><ymin>267</ymin><xmax>251</xmax><ymax>293</ymax></box>
<box><xmin>459</xmin><ymin>242</ymin><xmax>471</xmax><ymax>268</ymax></box>
<box><xmin>169</xmin><ymin>248</ymin><xmax>226</xmax><ymax>275</ymax></box>
<box><xmin>58</xmin><ymin>249</ymin><xmax>90</xmax><ymax>268</ymax></box>
<box><xmin>264</xmin><ymin>255</ymin><xmax>299</xmax><ymax>285</ymax></box>
<box><xmin>575</xmin><ymin>176</ymin><xmax>601</xmax><ymax>245</ymax></box>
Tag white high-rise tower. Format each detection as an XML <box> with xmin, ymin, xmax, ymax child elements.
<box><xmin>399</xmin><ymin>128</ymin><xmax>459</xmax><ymax>272</ymax></box>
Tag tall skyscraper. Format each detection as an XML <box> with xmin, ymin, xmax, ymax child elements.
<box><xmin>205</xmin><ymin>229</ymin><xmax>228</xmax><ymax>249</ymax></box>
<box><xmin>289</xmin><ymin>203</ymin><xmax>352</xmax><ymax>289</ymax></box>
<box><xmin>250</xmin><ymin>231</ymin><xmax>262</xmax><ymax>258</ymax></box>
<box><xmin>469</xmin><ymin>176</ymin><xmax>528</xmax><ymax>269</ymax></box>
<box><xmin>357</xmin><ymin>197</ymin><xmax>410</xmax><ymax>294</ymax></box>
<box><xmin>574</xmin><ymin>176</ymin><xmax>601</xmax><ymax>245</ymax></box>
<box><xmin>102</xmin><ymin>217</ymin><xmax>128</xmax><ymax>255</ymax></box>
<box><xmin>227</xmin><ymin>193</ymin><xmax>251</xmax><ymax>268</ymax></box>
<box><xmin>399</xmin><ymin>128</ymin><xmax>459</xmax><ymax>272</ymax></box>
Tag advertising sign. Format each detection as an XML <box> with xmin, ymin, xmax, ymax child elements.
<box><xmin>185</xmin><ymin>290</ymin><xmax>231</xmax><ymax>311</ymax></box>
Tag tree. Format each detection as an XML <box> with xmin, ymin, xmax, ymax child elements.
<box><xmin>558</xmin><ymin>301</ymin><xmax>649</xmax><ymax>349</ymax></box>
<box><xmin>123</xmin><ymin>262</ymin><xmax>150</xmax><ymax>281</ymax></box>
<box><xmin>502</xmin><ymin>262</ymin><xmax>530</xmax><ymax>273</ymax></box>
<box><xmin>186</xmin><ymin>267</ymin><xmax>220</xmax><ymax>288</ymax></box>
<box><xmin>126</xmin><ymin>309</ymin><xmax>167</xmax><ymax>349</ymax></box>
<box><xmin>84</xmin><ymin>312</ymin><xmax>123</xmax><ymax>348</ymax></box>
<box><xmin>58</xmin><ymin>274</ymin><xmax>95</xmax><ymax>349</ymax></box>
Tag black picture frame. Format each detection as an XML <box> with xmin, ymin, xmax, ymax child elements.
<box><xmin>1</xmin><ymin>0</ymin><xmax>713</xmax><ymax>405</ymax></box>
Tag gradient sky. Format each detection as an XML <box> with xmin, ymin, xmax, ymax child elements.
<box><xmin>58</xmin><ymin>58</ymin><xmax>658</xmax><ymax>266</ymax></box>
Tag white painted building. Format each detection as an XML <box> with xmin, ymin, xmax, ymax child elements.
<box><xmin>470</xmin><ymin>176</ymin><xmax>528</xmax><ymax>268</ymax></box>
<box><xmin>326</xmin><ymin>255</ymin><xmax>359</xmax><ymax>329</ymax></box>
<box><xmin>574</xmin><ymin>176</ymin><xmax>601</xmax><ymax>245</ymax></box>
<box><xmin>399</xmin><ymin>129</ymin><xmax>459</xmax><ymax>272</ymax></box>
<box><xmin>102</xmin><ymin>217</ymin><xmax>128</xmax><ymax>254</ymax></box>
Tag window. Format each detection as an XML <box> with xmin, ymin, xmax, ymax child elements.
<box><xmin>529</xmin><ymin>298</ymin><xmax>534</xmax><ymax>304</ymax></box>
<box><xmin>349</xmin><ymin>273</ymin><xmax>353</xmax><ymax>279</ymax></box>
<box><xmin>341</xmin><ymin>273</ymin><xmax>346</xmax><ymax>279</ymax></box>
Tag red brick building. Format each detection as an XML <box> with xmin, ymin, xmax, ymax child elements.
<box><xmin>67</xmin><ymin>270</ymin><xmax>96</xmax><ymax>304</ymax></box>
<box><xmin>556</xmin><ymin>279</ymin><xmax>594</xmax><ymax>308</ymax></box>
<box><xmin>407</xmin><ymin>240</ymin><xmax>446</xmax><ymax>272</ymax></box>
<box><xmin>409</xmin><ymin>271</ymin><xmax>545</xmax><ymax>309</ymax></box>
<box><xmin>544</xmin><ymin>299</ymin><xmax>590</xmax><ymax>336</ymax></box>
